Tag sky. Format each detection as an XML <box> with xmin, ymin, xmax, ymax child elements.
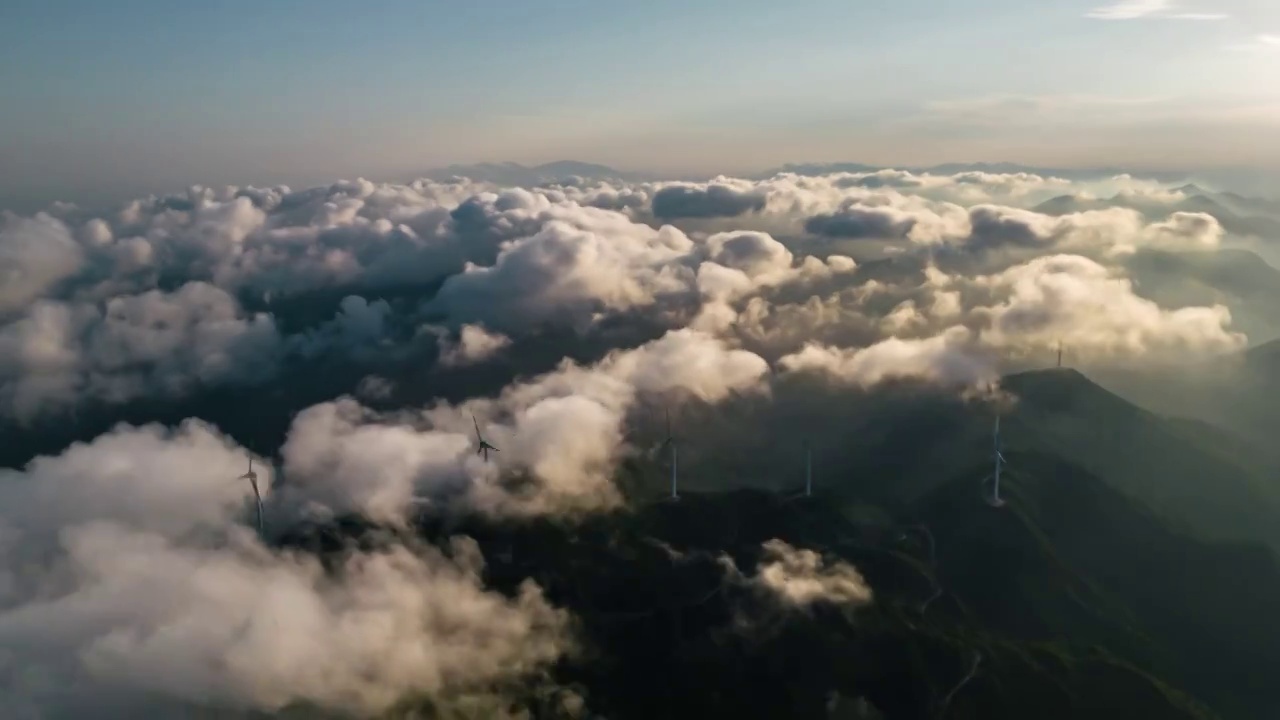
<box><xmin>2</xmin><ymin>0</ymin><xmax>1280</xmax><ymax>209</ymax></box>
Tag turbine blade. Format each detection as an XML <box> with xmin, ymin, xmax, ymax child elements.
<box><xmin>472</xmin><ymin>414</ymin><xmax>481</xmax><ymax>440</ymax></box>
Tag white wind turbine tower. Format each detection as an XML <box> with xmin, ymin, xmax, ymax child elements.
<box><xmin>982</xmin><ymin>413</ymin><xmax>1008</xmax><ymax>508</ymax></box>
<box><xmin>803</xmin><ymin>439</ymin><xmax>813</xmax><ymax>497</ymax></box>
<box><xmin>237</xmin><ymin>453</ymin><xmax>264</xmax><ymax>532</ymax></box>
<box><xmin>659</xmin><ymin>407</ymin><xmax>680</xmax><ymax>501</ymax></box>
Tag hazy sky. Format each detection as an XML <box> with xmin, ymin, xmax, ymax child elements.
<box><xmin>3</xmin><ymin>0</ymin><xmax>1280</xmax><ymax>208</ymax></box>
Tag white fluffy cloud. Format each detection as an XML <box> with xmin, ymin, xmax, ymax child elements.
<box><xmin>280</xmin><ymin>327</ymin><xmax>770</xmax><ymax>521</ymax></box>
<box><xmin>0</xmin><ymin>167</ymin><xmax>1257</xmax><ymax>422</ymax></box>
<box><xmin>0</xmin><ymin>283</ymin><xmax>284</xmax><ymax>421</ymax></box>
<box><xmin>436</xmin><ymin>323</ymin><xmax>513</xmax><ymax>367</ymax></box>
<box><xmin>747</xmin><ymin>539</ymin><xmax>874</xmax><ymax>609</ymax></box>
<box><xmin>0</xmin><ymin>421</ymin><xmax>571</xmax><ymax>717</ymax></box>
<box><xmin>0</xmin><ymin>213</ymin><xmax>85</xmax><ymax>317</ymax></box>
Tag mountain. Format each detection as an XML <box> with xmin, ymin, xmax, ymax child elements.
<box><xmin>417</xmin><ymin>161</ymin><xmax>654</xmax><ymax>187</ymax></box>
<box><xmin>994</xmin><ymin>369</ymin><xmax>1280</xmax><ymax>549</ymax></box>
<box><xmin>718</xmin><ymin>368</ymin><xmax>1280</xmax><ymax>553</ymax></box>
<box><xmin>1121</xmin><ymin>247</ymin><xmax>1280</xmax><ymax>342</ymax></box>
<box><xmin>1032</xmin><ymin>191</ymin><xmax>1280</xmax><ymax>238</ymax></box>
<box><xmin>1094</xmin><ymin>334</ymin><xmax>1280</xmax><ymax>455</ymax></box>
<box><xmin>276</xmin><ymin>436</ymin><xmax>1280</xmax><ymax>719</ymax></box>
<box><xmin>910</xmin><ymin>451</ymin><xmax>1280</xmax><ymax>720</ymax></box>
<box><xmin>766</xmin><ymin>163</ymin><xmax>1190</xmax><ymax>183</ymax></box>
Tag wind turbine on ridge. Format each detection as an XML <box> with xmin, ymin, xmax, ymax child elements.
<box><xmin>803</xmin><ymin>439</ymin><xmax>813</xmax><ymax>498</ymax></box>
<box><xmin>981</xmin><ymin>412</ymin><xmax>1008</xmax><ymax>508</ymax></box>
<box><xmin>658</xmin><ymin>406</ymin><xmax>680</xmax><ymax>501</ymax></box>
<box><xmin>473</xmin><ymin>414</ymin><xmax>499</xmax><ymax>461</ymax></box>
<box><xmin>236</xmin><ymin>452</ymin><xmax>264</xmax><ymax>533</ymax></box>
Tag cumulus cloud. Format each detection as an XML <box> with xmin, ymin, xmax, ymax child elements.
<box><xmin>746</xmin><ymin>540</ymin><xmax>874</xmax><ymax>609</ymax></box>
<box><xmin>0</xmin><ymin>282</ymin><xmax>284</xmax><ymax>421</ymax></box>
<box><xmin>0</xmin><ymin>167</ymin><xmax>1260</xmax><ymax>430</ymax></box>
<box><xmin>651</xmin><ymin>181</ymin><xmax>767</xmax><ymax>219</ymax></box>
<box><xmin>276</xmin><ymin>326</ymin><xmax>770</xmax><ymax>522</ymax></box>
<box><xmin>436</xmin><ymin>324</ymin><xmax>513</xmax><ymax>367</ymax></box>
<box><xmin>0</xmin><ymin>422</ymin><xmax>572</xmax><ymax>717</ymax></box>
<box><xmin>779</xmin><ymin>327</ymin><xmax>995</xmax><ymax>389</ymax></box>
<box><xmin>0</xmin><ymin>213</ymin><xmax>85</xmax><ymax>318</ymax></box>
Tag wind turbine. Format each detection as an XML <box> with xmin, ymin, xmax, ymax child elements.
<box><xmin>659</xmin><ymin>406</ymin><xmax>679</xmax><ymax>501</ymax></box>
<box><xmin>1057</xmin><ymin>340</ymin><xmax>1064</xmax><ymax>368</ymax></box>
<box><xmin>803</xmin><ymin>439</ymin><xmax>813</xmax><ymax>498</ymax></box>
<box><xmin>237</xmin><ymin>453</ymin><xmax>264</xmax><ymax>533</ymax></box>
<box><xmin>982</xmin><ymin>413</ymin><xmax>1008</xmax><ymax>508</ymax></box>
<box><xmin>472</xmin><ymin>414</ymin><xmax>498</xmax><ymax>461</ymax></box>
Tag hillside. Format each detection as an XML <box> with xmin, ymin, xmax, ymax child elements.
<box><xmin>273</xmin><ymin>450</ymin><xmax>1280</xmax><ymax>720</ymax></box>
<box><xmin>996</xmin><ymin>369</ymin><xmax>1280</xmax><ymax>549</ymax></box>
<box><xmin>1122</xmin><ymin>248</ymin><xmax>1280</xmax><ymax>342</ymax></box>
<box><xmin>1031</xmin><ymin>192</ymin><xmax>1280</xmax><ymax>237</ymax></box>
<box><xmin>910</xmin><ymin>454</ymin><xmax>1280</xmax><ymax>720</ymax></box>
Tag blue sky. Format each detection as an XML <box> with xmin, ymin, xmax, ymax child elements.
<box><xmin>2</xmin><ymin>0</ymin><xmax>1279</xmax><ymax>208</ymax></box>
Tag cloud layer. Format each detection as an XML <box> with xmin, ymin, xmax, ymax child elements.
<box><xmin>2</xmin><ymin>164</ymin><xmax>1274</xmax><ymax>714</ymax></box>
<box><xmin>0</xmin><ymin>421</ymin><xmax>571</xmax><ymax>717</ymax></box>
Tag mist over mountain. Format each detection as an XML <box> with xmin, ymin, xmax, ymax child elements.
<box><xmin>3</xmin><ymin>163</ymin><xmax>1280</xmax><ymax>719</ymax></box>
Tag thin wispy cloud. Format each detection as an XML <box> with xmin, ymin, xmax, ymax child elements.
<box><xmin>1226</xmin><ymin>34</ymin><xmax>1280</xmax><ymax>52</ymax></box>
<box><xmin>1085</xmin><ymin>0</ymin><xmax>1227</xmax><ymax>20</ymax></box>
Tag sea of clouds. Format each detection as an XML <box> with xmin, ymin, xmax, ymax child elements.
<box><xmin>0</xmin><ymin>165</ymin><xmax>1273</xmax><ymax>717</ymax></box>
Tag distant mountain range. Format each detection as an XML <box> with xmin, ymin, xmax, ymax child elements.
<box><xmin>417</xmin><ymin>160</ymin><xmax>1203</xmax><ymax>187</ymax></box>
<box><xmin>1033</xmin><ymin>188</ymin><xmax>1280</xmax><ymax>239</ymax></box>
<box><xmin>415</xmin><ymin>160</ymin><xmax>656</xmax><ymax>186</ymax></box>
<box><xmin>766</xmin><ymin>162</ymin><xmax>1194</xmax><ymax>184</ymax></box>
<box><xmin>416</xmin><ymin>161</ymin><xmax>1280</xmax><ymax>208</ymax></box>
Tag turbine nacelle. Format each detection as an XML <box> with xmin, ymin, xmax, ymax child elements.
<box><xmin>234</xmin><ymin>454</ymin><xmax>265</xmax><ymax>532</ymax></box>
<box><xmin>472</xmin><ymin>414</ymin><xmax>500</xmax><ymax>462</ymax></box>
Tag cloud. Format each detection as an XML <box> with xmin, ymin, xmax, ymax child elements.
<box><xmin>651</xmin><ymin>182</ymin><xmax>767</xmax><ymax>219</ymax></box>
<box><xmin>1085</xmin><ymin>0</ymin><xmax>1227</xmax><ymax>19</ymax></box>
<box><xmin>0</xmin><ymin>422</ymin><xmax>572</xmax><ymax>717</ymax></box>
<box><xmin>435</xmin><ymin>324</ymin><xmax>513</xmax><ymax>367</ymax></box>
<box><xmin>277</xmin><ymin>327</ymin><xmax>770</xmax><ymax>522</ymax></box>
<box><xmin>746</xmin><ymin>540</ymin><xmax>874</xmax><ymax>609</ymax></box>
<box><xmin>0</xmin><ymin>282</ymin><xmax>285</xmax><ymax>421</ymax></box>
<box><xmin>778</xmin><ymin>327</ymin><xmax>995</xmax><ymax>389</ymax></box>
<box><xmin>0</xmin><ymin>213</ymin><xmax>85</xmax><ymax>318</ymax></box>
<box><xmin>0</xmin><ymin>283</ymin><xmax>412</xmax><ymax>423</ymax></box>
<box><xmin>0</xmin><ymin>167</ymin><xmax>1261</xmax><ymax>432</ymax></box>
